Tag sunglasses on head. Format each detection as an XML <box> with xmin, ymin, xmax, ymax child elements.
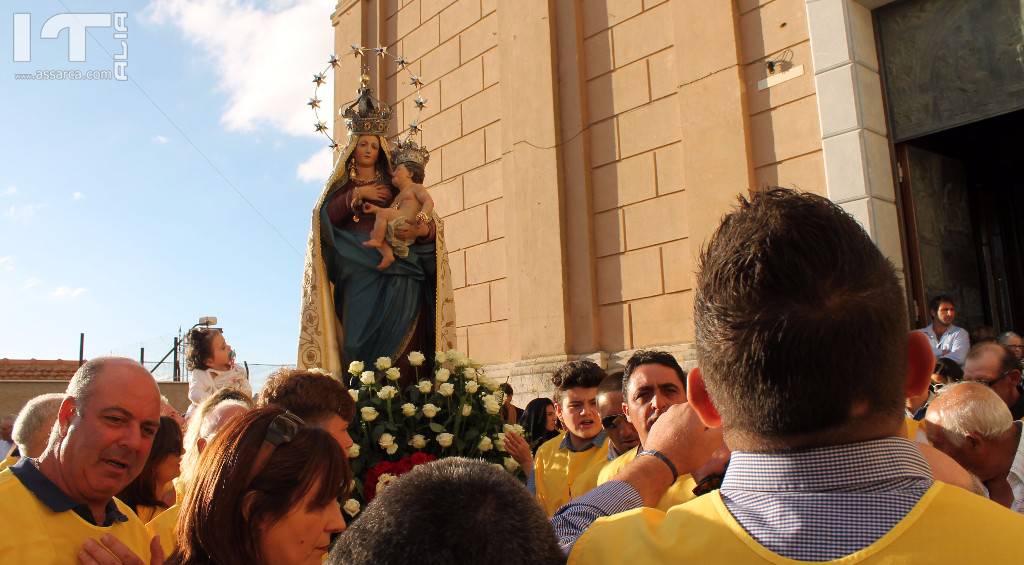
<box><xmin>246</xmin><ymin>410</ymin><xmax>306</xmax><ymax>487</ymax></box>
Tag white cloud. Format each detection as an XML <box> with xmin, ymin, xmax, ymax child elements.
<box><xmin>0</xmin><ymin>256</ymin><xmax>13</xmax><ymax>272</ymax></box>
<box><xmin>72</xmin><ymin>192</ymin><xmax>85</xmax><ymax>200</ymax></box>
<box><xmin>23</xmin><ymin>277</ymin><xmax>41</xmax><ymax>289</ymax></box>
<box><xmin>52</xmin><ymin>286</ymin><xmax>87</xmax><ymax>298</ymax></box>
<box><xmin>297</xmin><ymin>146</ymin><xmax>333</xmax><ymax>183</ymax></box>
<box><xmin>152</xmin><ymin>135</ymin><xmax>170</xmax><ymax>144</ymax></box>
<box><xmin>146</xmin><ymin>0</ymin><xmax>334</xmax><ymax>140</ymax></box>
<box><xmin>2</xmin><ymin>185</ymin><xmax>15</xmax><ymax>196</ymax></box>
<box><xmin>5</xmin><ymin>203</ymin><xmax>43</xmax><ymax>223</ymax></box>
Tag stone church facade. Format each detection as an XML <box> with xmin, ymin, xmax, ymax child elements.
<box><xmin>331</xmin><ymin>0</ymin><xmax>1005</xmax><ymax>402</ymax></box>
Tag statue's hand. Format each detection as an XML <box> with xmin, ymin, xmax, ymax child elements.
<box><xmin>362</xmin><ymin>184</ymin><xmax>392</xmax><ymax>203</ymax></box>
<box><xmin>394</xmin><ymin>220</ymin><xmax>429</xmax><ymax>240</ymax></box>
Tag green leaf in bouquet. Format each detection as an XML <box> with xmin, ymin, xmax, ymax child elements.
<box><xmin>463</xmin><ymin>428</ymin><xmax>480</xmax><ymax>441</ymax></box>
<box><xmin>428</xmin><ymin>422</ymin><xmax>446</xmax><ymax>434</ymax></box>
<box><xmin>456</xmin><ymin>438</ymin><xmax>466</xmax><ymax>451</ymax></box>
<box><xmin>384</xmin><ymin>422</ymin><xmax>398</xmax><ymax>432</ymax></box>
<box><xmin>370</xmin><ymin>423</ymin><xmax>388</xmax><ymax>442</ymax></box>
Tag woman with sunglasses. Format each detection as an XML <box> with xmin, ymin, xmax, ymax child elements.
<box><xmin>167</xmin><ymin>406</ymin><xmax>348</xmax><ymax>564</ymax></box>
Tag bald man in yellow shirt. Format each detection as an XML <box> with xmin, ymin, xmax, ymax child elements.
<box><xmin>0</xmin><ymin>358</ymin><xmax>163</xmax><ymax>563</ymax></box>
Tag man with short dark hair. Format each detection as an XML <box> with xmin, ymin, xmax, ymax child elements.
<box><xmin>963</xmin><ymin>342</ymin><xmax>1024</xmax><ymax>419</ymax></box>
<box><xmin>596</xmin><ymin>372</ymin><xmax>638</xmax><ymax>459</ymax></box>
<box><xmin>257</xmin><ymin>368</ymin><xmax>356</xmax><ymax>451</ymax></box>
<box><xmin>594</xmin><ymin>350</ymin><xmax>700</xmax><ymax>511</ymax></box>
<box><xmin>918</xmin><ymin>294</ymin><xmax>970</xmax><ymax>366</ymax></box>
<box><xmin>533</xmin><ymin>359</ymin><xmax>609</xmax><ymax>516</ymax></box>
<box><xmin>553</xmin><ymin>189</ymin><xmax>1024</xmax><ymax>562</ymax></box>
<box><xmin>0</xmin><ymin>357</ymin><xmax>162</xmax><ymax>562</ymax></box>
<box><xmin>329</xmin><ymin>458</ymin><xmax>563</xmax><ymax>564</ymax></box>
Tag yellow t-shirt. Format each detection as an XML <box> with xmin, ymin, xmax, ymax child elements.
<box><xmin>595</xmin><ymin>446</ymin><xmax>697</xmax><ymax>511</ymax></box>
<box><xmin>534</xmin><ymin>433</ymin><xmax>611</xmax><ymax>516</ymax></box>
<box><xmin>0</xmin><ymin>468</ymin><xmax>153</xmax><ymax>563</ymax></box>
<box><xmin>146</xmin><ymin>503</ymin><xmax>179</xmax><ymax>558</ymax></box>
<box><xmin>569</xmin><ymin>482</ymin><xmax>1024</xmax><ymax>564</ymax></box>
<box><xmin>0</xmin><ymin>456</ymin><xmax>18</xmax><ymax>472</ymax></box>
<box><xmin>133</xmin><ymin>504</ymin><xmax>164</xmax><ymax>524</ymax></box>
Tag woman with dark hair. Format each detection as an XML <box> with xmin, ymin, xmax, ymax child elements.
<box><xmin>522</xmin><ymin>398</ymin><xmax>559</xmax><ymax>454</ymax></box>
<box><xmin>168</xmin><ymin>406</ymin><xmax>349</xmax><ymax>565</ymax></box>
<box><xmin>117</xmin><ymin>416</ymin><xmax>183</xmax><ymax>522</ymax></box>
<box><xmin>503</xmin><ymin>398</ymin><xmax>561</xmax><ymax>494</ymax></box>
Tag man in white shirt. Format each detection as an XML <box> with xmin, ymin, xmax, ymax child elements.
<box><xmin>917</xmin><ymin>294</ymin><xmax>970</xmax><ymax>365</ymax></box>
<box><xmin>925</xmin><ymin>382</ymin><xmax>1024</xmax><ymax>512</ymax></box>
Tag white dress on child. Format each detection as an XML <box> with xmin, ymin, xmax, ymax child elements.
<box><xmin>188</xmin><ymin>365</ymin><xmax>252</xmax><ymax>407</ymax></box>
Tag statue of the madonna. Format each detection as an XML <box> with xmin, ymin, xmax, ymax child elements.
<box><xmin>298</xmin><ymin>78</ymin><xmax>456</xmax><ymax>384</ymax></box>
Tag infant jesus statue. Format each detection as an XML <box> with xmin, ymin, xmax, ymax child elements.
<box><xmin>362</xmin><ymin>139</ymin><xmax>434</xmax><ymax>269</ymax></box>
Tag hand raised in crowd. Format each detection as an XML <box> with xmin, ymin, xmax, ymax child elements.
<box><xmin>503</xmin><ymin>430</ymin><xmax>534</xmax><ymax>473</ymax></box>
<box><xmin>615</xmin><ymin>402</ymin><xmax>724</xmax><ymax>506</ymax></box>
<box><xmin>78</xmin><ymin>535</ymin><xmax>164</xmax><ymax>565</ymax></box>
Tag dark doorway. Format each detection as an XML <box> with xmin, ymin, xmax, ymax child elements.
<box><xmin>896</xmin><ymin>109</ymin><xmax>1024</xmax><ymax>333</ymax></box>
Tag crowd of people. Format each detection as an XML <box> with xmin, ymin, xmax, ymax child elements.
<box><xmin>3</xmin><ymin>188</ymin><xmax>1024</xmax><ymax>563</ymax></box>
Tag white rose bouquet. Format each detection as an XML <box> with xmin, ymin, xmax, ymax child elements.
<box><xmin>344</xmin><ymin>349</ymin><xmax>522</xmax><ymax>518</ymax></box>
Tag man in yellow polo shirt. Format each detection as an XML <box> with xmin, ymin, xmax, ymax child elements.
<box><xmin>533</xmin><ymin>360</ymin><xmax>609</xmax><ymax>516</ymax></box>
<box><xmin>553</xmin><ymin>188</ymin><xmax>1024</xmax><ymax>563</ymax></box>
<box><xmin>0</xmin><ymin>357</ymin><xmax>163</xmax><ymax>563</ymax></box>
<box><xmin>571</xmin><ymin>372</ymin><xmax>641</xmax><ymax>498</ymax></box>
<box><xmin>595</xmin><ymin>350</ymin><xmax>701</xmax><ymax>510</ymax></box>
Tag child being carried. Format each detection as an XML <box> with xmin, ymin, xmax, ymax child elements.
<box><xmin>362</xmin><ymin>139</ymin><xmax>434</xmax><ymax>270</ymax></box>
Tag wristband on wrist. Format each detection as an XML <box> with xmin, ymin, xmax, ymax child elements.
<box><xmin>637</xmin><ymin>449</ymin><xmax>679</xmax><ymax>483</ymax></box>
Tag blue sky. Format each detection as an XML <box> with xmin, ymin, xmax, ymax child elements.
<box><xmin>1</xmin><ymin>1</ymin><xmax>338</xmax><ymax>388</ymax></box>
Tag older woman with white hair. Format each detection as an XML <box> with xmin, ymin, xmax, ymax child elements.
<box><xmin>925</xmin><ymin>382</ymin><xmax>1024</xmax><ymax>511</ymax></box>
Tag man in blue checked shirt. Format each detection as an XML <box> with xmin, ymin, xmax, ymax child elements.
<box><xmin>552</xmin><ymin>188</ymin><xmax>1024</xmax><ymax>564</ymax></box>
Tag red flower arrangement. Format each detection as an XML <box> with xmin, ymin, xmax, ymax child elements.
<box><xmin>363</xmin><ymin>452</ymin><xmax>437</xmax><ymax>502</ymax></box>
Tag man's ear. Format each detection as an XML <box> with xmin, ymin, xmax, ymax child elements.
<box><xmin>56</xmin><ymin>397</ymin><xmax>77</xmax><ymax>437</ymax></box>
<box><xmin>906</xmin><ymin>331</ymin><xmax>935</xmax><ymax>399</ymax></box>
<box><xmin>197</xmin><ymin>437</ymin><xmax>208</xmax><ymax>454</ymax></box>
<box><xmin>686</xmin><ymin>368</ymin><xmax>722</xmax><ymax>428</ymax></box>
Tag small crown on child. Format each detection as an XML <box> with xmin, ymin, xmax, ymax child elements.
<box><xmin>392</xmin><ymin>137</ymin><xmax>430</xmax><ymax>168</ymax></box>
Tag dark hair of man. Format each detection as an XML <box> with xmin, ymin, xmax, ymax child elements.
<box><xmin>329</xmin><ymin>458</ymin><xmax>563</xmax><ymax>565</ymax></box>
<box><xmin>168</xmin><ymin>407</ymin><xmax>348</xmax><ymax>565</ymax></box>
<box><xmin>184</xmin><ymin>328</ymin><xmax>218</xmax><ymax>371</ymax></box>
<box><xmin>928</xmin><ymin>294</ymin><xmax>954</xmax><ymax>317</ymax></box>
<box><xmin>550</xmin><ymin>359</ymin><xmax>606</xmax><ymax>404</ymax></box>
<box><xmin>521</xmin><ymin>398</ymin><xmax>558</xmax><ymax>453</ymax></box>
<box><xmin>400</xmin><ymin>161</ymin><xmax>426</xmax><ymax>183</ymax></box>
<box><xmin>933</xmin><ymin>358</ymin><xmax>964</xmax><ymax>383</ymax></box>
<box><xmin>694</xmin><ymin>188</ymin><xmax>907</xmax><ymax>445</ymax></box>
<box><xmin>117</xmin><ymin>416</ymin><xmax>183</xmax><ymax>512</ymax></box>
<box><xmin>966</xmin><ymin>342</ymin><xmax>1019</xmax><ymax>374</ymax></box>
<box><xmin>499</xmin><ymin>382</ymin><xmax>513</xmax><ymax>396</ymax></box>
<box><xmin>257</xmin><ymin>368</ymin><xmax>356</xmax><ymax>424</ymax></box>
<box><xmin>621</xmin><ymin>350</ymin><xmax>687</xmax><ymax>398</ymax></box>
<box><xmin>599</xmin><ymin>371</ymin><xmax>624</xmax><ymax>395</ymax></box>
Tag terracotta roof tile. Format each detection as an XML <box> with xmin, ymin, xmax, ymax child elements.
<box><xmin>0</xmin><ymin>359</ymin><xmax>81</xmax><ymax>381</ymax></box>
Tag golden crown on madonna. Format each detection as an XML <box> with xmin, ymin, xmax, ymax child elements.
<box><xmin>342</xmin><ymin>73</ymin><xmax>392</xmax><ymax>137</ymax></box>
